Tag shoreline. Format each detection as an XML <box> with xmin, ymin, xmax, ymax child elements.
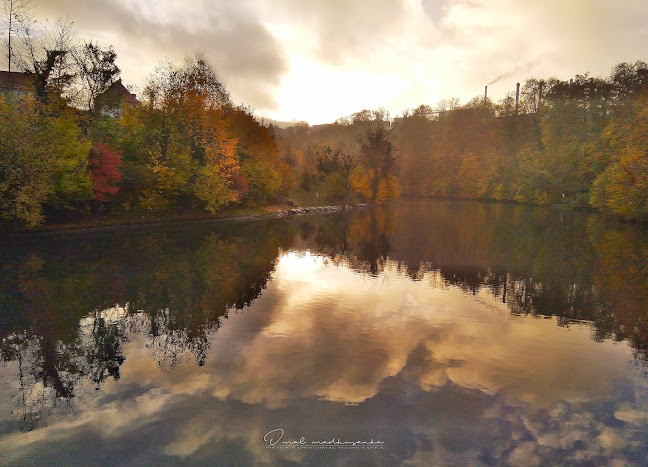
<box><xmin>399</xmin><ymin>193</ymin><xmax>598</xmax><ymax>211</ymax></box>
<box><xmin>4</xmin><ymin>203</ymin><xmax>374</xmax><ymax>237</ymax></box>
<box><xmin>6</xmin><ymin>195</ymin><xmax>638</xmax><ymax>237</ymax></box>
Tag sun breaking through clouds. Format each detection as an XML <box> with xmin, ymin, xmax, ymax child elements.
<box><xmin>21</xmin><ymin>0</ymin><xmax>648</xmax><ymax>123</ymax></box>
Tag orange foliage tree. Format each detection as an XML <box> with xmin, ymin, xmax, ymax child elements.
<box><xmin>355</xmin><ymin>126</ymin><xmax>399</xmax><ymax>204</ymax></box>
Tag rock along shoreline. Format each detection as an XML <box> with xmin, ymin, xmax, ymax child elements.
<box><xmin>244</xmin><ymin>203</ymin><xmax>374</xmax><ymax>220</ymax></box>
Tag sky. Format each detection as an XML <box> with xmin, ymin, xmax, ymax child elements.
<box><xmin>15</xmin><ymin>0</ymin><xmax>648</xmax><ymax>124</ymax></box>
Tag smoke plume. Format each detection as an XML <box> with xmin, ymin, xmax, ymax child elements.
<box><xmin>487</xmin><ymin>61</ymin><xmax>538</xmax><ymax>86</ymax></box>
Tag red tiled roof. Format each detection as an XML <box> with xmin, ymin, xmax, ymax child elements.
<box><xmin>103</xmin><ymin>79</ymin><xmax>139</xmax><ymax>105</ymax></box>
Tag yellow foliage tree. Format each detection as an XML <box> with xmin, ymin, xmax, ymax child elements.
<box><xmin>591</xmin><ymin>93</ymin><xmax>648</xmax><ymax>220</ymax></box>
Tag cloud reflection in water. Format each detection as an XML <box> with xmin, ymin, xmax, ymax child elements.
<box><xmin>1</xmin><ymin>250</ymin><xmax>646</xmax><ymax>465</ymax></box>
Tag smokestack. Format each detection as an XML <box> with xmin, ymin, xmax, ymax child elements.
<box><xmin>484</xmin><ymin>85</ymin><xmax>488</xmax><ymax>103</ymax></box>
<box><xmin>515</xmin><ymin>82</ymin><xmax>520</xmax><ymax>115</ymax></box>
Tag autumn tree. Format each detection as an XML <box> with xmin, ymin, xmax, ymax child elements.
<box><xmin>131</xmin><ymin>54</ymin><xmax>238</xmax><ymax>212</ymax></box>
<box><xmin>0</xmin><ymin>94</ymin><xmax>91</xmax><ymax>225</ymax></box>
<box><xmin>540</xmin><ymin>75</ymin><xmax>614</xmax><ymax>202</ymax></box>
<box><xmin>119</xmin><ymin>54</ymin><xmax>291</xmax><ymax>213</ymax></box>
<box><xmin>392</xmin><ymin>108</ymin><xmax>435</xmax><ymax>197</ymax></box>
<box><xmin>590</xmin><ymin>92</ymin><xmax>648</xmax><ymax>220</ymax></box>
<box><xmin>356</xmin><ymin>125</ymin><xmax>399</xmax><ymax>203</ymax></box>
<box><xmin>228</xmin><ymin>106</ymin><xmax>293</xmax><ymax>205</ymax></box>
<box><xmin>315</xmin><ymin>145</ymin><xmax>359</xmax><ymax>203</ymax></box>
<box><xmin>457</xmin><ymin>153</ymin><xmax>487</xmax><ymax>198</ymax></box>
<box><xmin>610</xmin><ymin>60</ymin><xmax>648</xmax><ymax>99</ymax></box>
<box><xmin>89</xmin><ymin>142</ymin><xmax>121</xmax><ymax>202</ymax></box>
<box><xmin>519</xmin><ymin>78</ymin><xmax>546</xmax><ymax>114</ymax></box>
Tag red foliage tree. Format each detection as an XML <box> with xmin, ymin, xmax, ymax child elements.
<box><xmin>231</xmin><ymin>172</ymin><xmax>249</xmax><ymax>197</ymax></box>
<box><xmin>89</xmin><ymin>143</ymin><xmax>121</xmax><ymax>201</ymax></box>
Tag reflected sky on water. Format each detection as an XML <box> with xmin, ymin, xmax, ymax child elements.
<box><xmin>0</xmin><ymin>200</ymin><xmax>647</xmax><ymax>465</ymax></box>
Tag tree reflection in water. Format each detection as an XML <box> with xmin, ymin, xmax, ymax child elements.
<box><xmin>0</xmin><ymin>200</ymin><xmax>647</xmax><ymax>431</ymax></box>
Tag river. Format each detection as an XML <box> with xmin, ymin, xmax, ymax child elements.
<box><xmin>0</xmin><ymin>199</ymin><xmax>646</xmax><ymax>465</ymax></box>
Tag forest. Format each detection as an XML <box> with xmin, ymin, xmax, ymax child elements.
<box><xmin>1</xmin><ymin>12</ymin><xmax>647</xmax><ymax>226</ymax></box>
<box><xmin>277</xmin><ymin>60</ymin><xmax>648</xmax><ymax>222</ymax></box>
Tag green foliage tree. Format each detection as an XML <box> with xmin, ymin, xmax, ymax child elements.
<box><xmin>0</xmin><ymin>95</ymin><xmax>90</xmax><ymax>225</ymax></box>
<box><xmin>314</xmin><ymin>145</ymin><xmax>359</xmax><ymax>203</ymax></box>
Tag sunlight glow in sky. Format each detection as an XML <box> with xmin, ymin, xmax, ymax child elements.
<box><xmin>24</xmin><ymin>0</ymin><xmax>648</xmax><ymax>123</ymax></box>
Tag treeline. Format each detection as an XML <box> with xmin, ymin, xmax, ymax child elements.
<box><xmin>275</xmin><ymin>110</ymin><xmax>400</xmax><ymax>205</ymax></box>
<box><xmin>277</xmin><ymin>61</ymin><xmax>648</xmax><ymax>221</ymax></box>
<box><xmin>0</xmin><ymin>54</ymin><xmax>293</xmax><ymax>226</ymax></box>
<box><xmin>3</xmin><ymin>23</ymin><xmax>648</xmax><ymax>227</ymax></box>
<box><xmin>103</xmin><ymin>55</ymin><xmax>292</xmax><ymax>214</ymax></box>
<box><xmin>0</xmin><ymin>16</ymin><xmax>293</xmax><ymax>226</ymax></box>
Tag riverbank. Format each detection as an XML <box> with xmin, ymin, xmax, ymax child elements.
<box><xmin>2</xmin><ymin>202</ymin><xmax>374</xmax><ymax>237</ymax></box>
<box><xmin>400</xmin><ymin>194</ymin><xmax>600</xmax><ymax>212</ymax></box>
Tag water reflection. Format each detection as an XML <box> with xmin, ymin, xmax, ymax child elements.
<box><xmin>0</xmin><ymin>200</ymin><xmax>647</xmax><ymax>464</ymax></box>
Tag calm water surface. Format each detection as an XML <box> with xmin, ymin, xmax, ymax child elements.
<box><xmin>0</xmin><ymin>199</ymin><xmax>647</xmax><ymax>465</ymax></box>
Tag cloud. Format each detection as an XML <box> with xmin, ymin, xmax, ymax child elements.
<box><xmin>246</xmin><ymin>0</ymin><xmax>415</xmax><ymax>66</ymax></box>
<box><xmin>251</xmin><ymin>0</ymin><xmax>648</xmax><ymax>121</ymax></box>
<box><xmin>433</xmin><ymin>0</ymin><xmax>648</xmax><ymax>98</ymax></box>
<box><xmin>32</xmin><ymin>0</ymin><xmax>287</xmax><ymax>110</ymax></box>
<box><xmin>18</xmin><ymin>0</ymin><xmax>648</xmax><ymax>128</ymax></box>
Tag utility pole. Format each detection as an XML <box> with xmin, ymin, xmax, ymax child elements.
<box><xmin>8</xmin><ymin>0</ymin><xmax>13</xmax><ymax>71</ymax></box>
<box><xmin>5</xmin><ymin>0</ymin><xmax>32</xmax><ymax>72</ymax></box>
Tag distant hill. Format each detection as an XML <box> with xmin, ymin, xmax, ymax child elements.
<box><xmin>255</xmin><ymin>116</ymin><xmax>309</xmax><ymax>129</ymax></box>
